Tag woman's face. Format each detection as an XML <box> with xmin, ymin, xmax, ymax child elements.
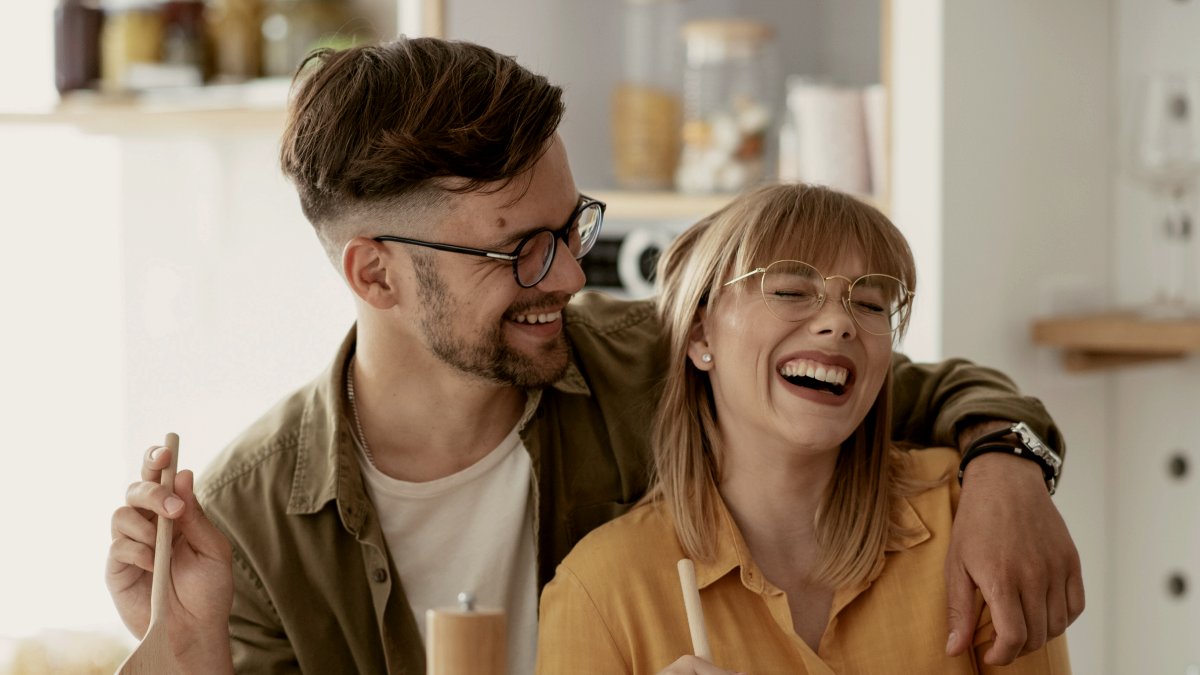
<box><xmin>689</xmin><ymin>250</ymin><xmax>895</xmax><ymax>464</ymax></box>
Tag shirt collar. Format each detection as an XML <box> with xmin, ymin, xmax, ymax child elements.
<box><xmin>285</xmin><ymin>325</ymin><xmax>362</xmax><ymax>525</ymax></box>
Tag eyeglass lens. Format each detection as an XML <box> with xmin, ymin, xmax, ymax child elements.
<box><xmin>514</xmin><ymin>202</ymin><xmax>603</xmax><ymax>287</ymax></box>
<box><xmin>759</xmin><ymin>260</ymin><xmax>909</xmax><ymax>335</ymax></box>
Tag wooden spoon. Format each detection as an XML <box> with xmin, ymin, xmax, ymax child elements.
<box><xmin>677</xmin><ymin>558</ymin><xmax>713</xmax><ymax>662</ymax></box>
<box><xmin>116</xmin><ymin>432</ymin><xmax>180</xmax><ymax>674</ymax></box>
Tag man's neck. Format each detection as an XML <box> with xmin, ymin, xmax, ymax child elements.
<box><xmin>351</xmin><ymin>326</ymin><xmax>528</xmax><ymax>483</ymax></box>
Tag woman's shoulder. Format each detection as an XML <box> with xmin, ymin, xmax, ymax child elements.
<box><xmin>894</xmin><ymin>446</ymin><xmax>962</xmax><ymax>520</ymax></box>
<box><xmin>559</xmin><ymin>500</ymin><xmax>684</xmax><ymax>579</ymax></box>
<box><xmin>900</xmin><ymin>446</ymin><xmax>960</xmax><ymax>482</ymax></box>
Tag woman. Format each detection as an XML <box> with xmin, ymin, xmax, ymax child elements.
<box><xmin>536</xmin><ymin>184</ymin><xmax>1069</xmax><ymax>674</ymax></box>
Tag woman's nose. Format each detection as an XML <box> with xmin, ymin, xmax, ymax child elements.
<box><xmin>807</xmin><ymin>292</ymin><xmax>857</xmax><ymax>338</ymax></box>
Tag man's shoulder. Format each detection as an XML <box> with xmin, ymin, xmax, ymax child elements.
<box><xmin>565</xmin><ymin>291</ymin><xmax>659</xmax><ymax>337</ymax></box>
<box><xmin>563</xmin><ymin>292</ymin><xmax>666</xmax><ymax>385</ymax></box>
<box><xmin>196</xmin><ymin>380</ymin><xmax>316</xmax><ymax>508</ymax></box>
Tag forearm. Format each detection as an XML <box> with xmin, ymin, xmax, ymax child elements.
<box><xmin>889</xmin><ymin>353</ymin><xmax>1065</xmax><ymax>459</ymax></box>
<box><xmin>176</xmin><ymin>632</ymin><xmax>235</xmax><ymax>675</ymax></box>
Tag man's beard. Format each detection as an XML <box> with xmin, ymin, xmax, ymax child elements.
<box><xmin>412</xmin><ymin>257</ymin><xmax>571</xmax><ymax>388</ymax></box>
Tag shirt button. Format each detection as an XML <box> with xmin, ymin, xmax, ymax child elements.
<box><xmin>372</xmin><ymin>568</ymin><xmax>388</xmax><ymax>583</ymax></box>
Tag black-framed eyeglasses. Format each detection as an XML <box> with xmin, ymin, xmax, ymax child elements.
<box><xmin>373</xmin><ymin>195</ymin><xmax>605</xmax><ymax>288</ymax></box>
<box><xmin>723</xmin><ymin>259</ymin><xmax>914</xmax><ymax>336</ymax></box>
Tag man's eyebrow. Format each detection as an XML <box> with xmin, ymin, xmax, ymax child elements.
<box><xmin>487</xmin><ymin>195</ymin><xmax>582</xmax><ymax>250</ymax></box>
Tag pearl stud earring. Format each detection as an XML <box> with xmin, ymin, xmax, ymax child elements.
<box><xmin>701</xmin><ymin>354</ymin><xmax>713</xmax><ymax>363</ymax></box>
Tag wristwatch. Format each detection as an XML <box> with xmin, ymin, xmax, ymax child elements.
<box><xmin>957</xmin><ymin>421</ymin><xmax>1063</xmax><ymax>495</ymax></box>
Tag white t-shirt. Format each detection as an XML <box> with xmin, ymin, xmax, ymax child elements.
<box><xmin>357</xmin><ymin>425</ymin><xmax>538</xmax><ymax>675</ymax></box>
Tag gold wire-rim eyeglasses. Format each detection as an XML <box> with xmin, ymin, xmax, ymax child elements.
<box><xmin>723</xmin><ymin>259</ymin><xmax>914</xmax><ymax>336</ymax></box>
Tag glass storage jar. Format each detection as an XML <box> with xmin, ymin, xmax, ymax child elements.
<box><xmin>676</xmin><ymin>18</ymin><xmax>775</xmax><ymax>194</ymax></box>
<box><xmin>611</xmin><ymin>0</ymin><xmax>686</xmax><ymax>191</ymax></box>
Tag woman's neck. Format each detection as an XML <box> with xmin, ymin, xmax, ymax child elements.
<box><xmin>717</xmin><ymin>438</ymin><xmax>838</xmax><ymax>574</ymax></box>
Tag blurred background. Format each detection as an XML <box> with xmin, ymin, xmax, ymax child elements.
<box><xmin>1</xmin><ymin>0</ymin><xmax>1199</xmax><ymax>672</ymax></box>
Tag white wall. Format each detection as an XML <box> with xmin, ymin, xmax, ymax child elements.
<box><xmin>116</xmin><ymin>135</ymin><xmax>354</xmax><ymax>473</ymax></box>
<box><xmin>894</xmin><ymin>2</ymin><xmax>1116</xmax><ymax>672</ymax></box>
<box><xmin>941</xmin><ymin>3</ymin><xmax>1114</xmax><ymax>671</ymax></box>
<box><xmin>1112</xmin><ymin>1</ymin><xmax>1200</xmax><ymax>673</ymax></box>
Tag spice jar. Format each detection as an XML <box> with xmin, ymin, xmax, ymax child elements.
<box><xmin>54</xmin><ymin>0</ymin><xmax>104</xmax><ymax>94</ymax></box>
<box><xmin>611</xmin><ymin>0</ymin><xmax>685</xmax><ymax>191</ymax></box>
<box><xmin>207</xmin><ymin>0</ymin><xmax>263</xmax><ymax>81</ymax></box>
<box><xmin>262</xmin><ymin>0</ymin><xmax>370</xmax><ymax>77</ymax></box>
<box><xmin>100</xmin><ymin>1</ymin><xmax>164</xmax><ymax>91</ymax></box>
<box><xmin>676</xmin><ymin>18</ymin><xmax>776</xmax><ymax>194</ymax></box>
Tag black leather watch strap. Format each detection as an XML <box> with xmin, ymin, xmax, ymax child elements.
<box><xmin>957</xmin><ymin>442</ymin><xmax>1049</xmax><ymax>482</ymax></box>
<box><xmin>958</xmin><ymin>424</ymin><xmax>1060</xmax><ymax>495</ymax></box>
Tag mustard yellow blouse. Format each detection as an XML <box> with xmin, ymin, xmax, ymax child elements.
<box><xmin>536</xmin><ymin>447</ymin><xmax>1070</xmax><ymax>674</ymax></box>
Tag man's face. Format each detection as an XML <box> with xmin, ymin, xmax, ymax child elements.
<box><xmin>407</xmin><ymin>136</ymin><xmax>586</xmax><ymax>388</ymax></box>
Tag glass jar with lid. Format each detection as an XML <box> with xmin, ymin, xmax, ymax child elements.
<box><xmin>676</xmin><ymin>18</ymin><xmax>776</xmax><ymax>194</ymax></box>
<box><xmin>611</xmin><ymin>0</ymin><xmax>686</xmax><ymax>191</ymax></box>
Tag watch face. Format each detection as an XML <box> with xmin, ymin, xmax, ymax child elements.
<box><xmin>1013</xmin><ymin>422</ymin><xmax>1062</xmax><ymax>472</ymax></box>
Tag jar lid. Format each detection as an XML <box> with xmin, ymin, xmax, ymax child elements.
<box><xmin>681</xmin><ymin>18</ymin><xmax>774</xmax><ymax>44</ymax></box>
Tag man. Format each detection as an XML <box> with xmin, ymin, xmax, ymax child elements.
<box><xmin>107</xmin><ymin>38</ymin><xmax>1083</xmax><ymax>674</ymax></box>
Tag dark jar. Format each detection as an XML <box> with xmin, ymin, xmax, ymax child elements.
<box><xmin>54</xmin><ymin>0</ymin><xmax>104</xmax><ymax>94</ymax></box>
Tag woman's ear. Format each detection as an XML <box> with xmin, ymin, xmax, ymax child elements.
<box><xmin>343</xmin><ymin>237</ymin><xmax>400</xmax><ymax>310</ymax></box>
<box><xmin>685</xmin><ymin>307</ymin><xmax>714</xmax><ymax>371</ymax></box>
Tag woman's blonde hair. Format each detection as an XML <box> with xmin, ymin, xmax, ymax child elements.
<box><xmin>650</xmin><ymin>183</ymin><xmax>921</xmax><ymax>588</ymax></box>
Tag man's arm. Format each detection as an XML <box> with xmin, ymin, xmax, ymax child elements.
<box><xmin>889</xmin><ymin>353</ymin><xmax>1064</xmax><ymax>458</ymax></box>
<box><xmin>888</xmin><ymin>353</ymin><xmax>1083</xmax><ymax>666</ymax></box>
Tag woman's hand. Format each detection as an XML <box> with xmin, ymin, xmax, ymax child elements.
<box><xmin>106</xmin><ymin>444</ymin><xmax>235</xmax><ymax>670</ymax></box>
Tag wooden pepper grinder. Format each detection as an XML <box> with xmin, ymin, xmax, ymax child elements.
<box><xmin>426</xmin><ymin>591</ymin><xmax>506</xmax><ymax>675</ymax></box>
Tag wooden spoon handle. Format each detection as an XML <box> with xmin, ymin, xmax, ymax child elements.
<box><xmin>677</xmin><ymin>558</ymin><xmax>713</xmax><ymax>662</ymax></box>
<box><xmin>148</xmin><ymin>433</ymin><xmax>180</xmax><ymax>628</ymax></box>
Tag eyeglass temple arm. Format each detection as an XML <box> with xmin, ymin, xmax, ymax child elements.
<box><xmin>723</xmin><ymin>268</ymin><xmax>767</xmax><ymax>287</ymax></box>
<box><xmin>373</xmin><ymin>236</ymin><xmax>518</xmax><ymax>262</ymax></box>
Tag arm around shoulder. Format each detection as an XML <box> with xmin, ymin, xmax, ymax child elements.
<box><xmin>889</xmin><ymin>353</ymin><xmax>1064</xmax><ymax>459</ymax></box>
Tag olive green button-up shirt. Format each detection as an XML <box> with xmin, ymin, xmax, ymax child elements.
<box><xmin>195</xmin><ymin>292</ymin><xmax>1062</xmax><ymax>674</ymax></box>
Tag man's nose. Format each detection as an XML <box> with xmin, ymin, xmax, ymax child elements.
<box><xmin>536</xmin><ymin>238</ymin><xmax>586</xmax><ymax>294</ymax></box>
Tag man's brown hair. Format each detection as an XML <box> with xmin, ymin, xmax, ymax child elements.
<box><xmin>279</xmin><ymin>38</ymin><xmax>565</xmax><ymax>257</ymax></box>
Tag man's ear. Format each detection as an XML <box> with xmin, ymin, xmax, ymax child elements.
<box><xmin>685</xmin><ymin>307</ymin><xmax>714</xmax><ymax>371</ymax></box>
<box><xmin>343</xmin><ymin>237</ymin><xmax>400</xmax><ymax>310</ymax></box>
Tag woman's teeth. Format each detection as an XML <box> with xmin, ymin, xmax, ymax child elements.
<box><xmin>513</xmin><ymin>310</ymin><xmax>562</xmax><ymax>325</ymax></box>
<box><xmin>779</xmin><ymin>359</ymin><xmax>849</xmax><ymax>386</ymax></box>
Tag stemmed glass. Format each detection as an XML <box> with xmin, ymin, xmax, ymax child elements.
<box><xmin>1132</xmin><ymin>73</ymin><xmax>1200</xmax><ymax>318</ymax></box>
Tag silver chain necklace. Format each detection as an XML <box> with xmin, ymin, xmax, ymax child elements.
<box><xmin>345</xmin><ymin>355</ymin><xmax>378</xmax><ymax>468</ymax></box>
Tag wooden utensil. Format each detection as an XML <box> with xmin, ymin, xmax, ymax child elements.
<box><xmin>677</xmin><ymin>558</ymin><xmax>713</xmax><ymax>662</ymax></box>
<box><xmin>116</xmin><ymin>432</ymin><xmax>180</xmax><ymax>675</ymax></box>
<box><xmin>426</xmin><ymin>591</ymin><xmax>506</xmax><ymax>675</ymax></box>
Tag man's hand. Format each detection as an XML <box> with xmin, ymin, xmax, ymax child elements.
<box><xmin>946</xmin><ymin>450</ymin><xmax>1084</xmax><ymax>665</ymax></box>
<box><xmin>106</xmin><ymin>444</ymin><xmax>235</xmax><ymax>671</ymax></box>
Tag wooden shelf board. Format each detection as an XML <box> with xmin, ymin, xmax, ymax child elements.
<box><xmin>589</xmin><ymin>190</ymin><xmax>887</xmax><ymax>222</ymax></box>
<box><xmin>0</xmin><ymin>79</ymin><xmax>291</xmax><ymax>135</ymax></box>
<box><xmin>588</xmin><ymin>191</ymin><xmax>734</xmax><ymax>221</ymax></box>
<box><xmin>1031</xmin><ymin>311</ymin><xmax>1200</xmax><ymax>371</ymax></box>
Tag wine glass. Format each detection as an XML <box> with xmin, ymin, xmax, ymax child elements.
<box><xmin>1132</xmin><ymin>73</ymin><xmax>1200</xmax><ymax>318</ymax></box>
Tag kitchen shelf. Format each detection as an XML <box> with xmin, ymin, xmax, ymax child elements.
<box><xmin>1031</xmin><ymin>311</ymin><xmax>1200</xmax><ymax>371</ymax></box>
<box><xmin>0</xmin><ymin>83</ymin><xmax>887</xmax><ymax>221</ymax></box>
<box><xmin>0</xmin><ymin>79</ymin><xmax>292</xmax><ymax>135</ymax></box>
